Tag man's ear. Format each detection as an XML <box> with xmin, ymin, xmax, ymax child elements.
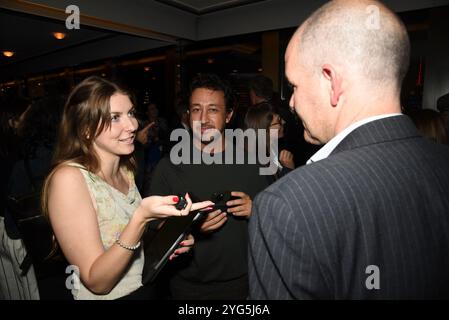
<box><xmin>322</xmin><ymin>64</ymin><xmax>343</xmax><ymax>107</ymax></box>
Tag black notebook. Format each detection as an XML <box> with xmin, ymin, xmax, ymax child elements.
<box><xmin>142</xmin><ymin>210</ymin><xmax>204</xmax><ymax>284</ymax></box>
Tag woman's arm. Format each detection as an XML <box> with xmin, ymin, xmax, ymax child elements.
<box><xmin>48</xmin><ymin>167</ymin><xmax>211</xmax><ymax>295</ymax></box>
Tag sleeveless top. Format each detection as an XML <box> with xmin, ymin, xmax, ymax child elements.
<box><xmin>67</xmin><ymin>163</ymin><xmax>143</xmax><ymax>300</ymax></box>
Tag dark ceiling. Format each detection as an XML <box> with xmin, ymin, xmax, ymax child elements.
<box><xmin>0</xmin><ymin>10</ymin><xmax>111</xmax><ymax>68</ymax></box>
<box><xmin>154</xmin><ymin>0</ymin><xmax>267</xmax><ymax>14</ymax></box>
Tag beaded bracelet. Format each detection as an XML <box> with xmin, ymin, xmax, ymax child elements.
<box><xmin>115</xmin><ymin>235</ymin><xmax>141</xmax><ymax>251</ymax></box>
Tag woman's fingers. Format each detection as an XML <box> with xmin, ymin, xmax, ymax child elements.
<box><xmin>191</xmin><ymin>200</ymin><xmax>215</xmax><ymax>212</ymax></box>
<box><xmin>169</xmin><ymin>235</ymin><xmax>195</xmax><ymax>260</ymax></box>
<box><xmin>180</xmin><ymin>234</ymin><xmax>194</xmax><ymax>247</ymax></box>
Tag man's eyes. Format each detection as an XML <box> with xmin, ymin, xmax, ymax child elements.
<box><xmin>190</xmin><ymin>107</ymin><xmax>219</xmax><ymax>112</ymax></box>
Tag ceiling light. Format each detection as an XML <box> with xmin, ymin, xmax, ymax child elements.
<box><xmin>52</xmin><ymin>32</ymin><xmax>66</xmax><ymax>40</ymax></box>
<box><xmin>2</xmin><ymin>51</ymin><xmax>14</xmax><ymax>57</ymax></box>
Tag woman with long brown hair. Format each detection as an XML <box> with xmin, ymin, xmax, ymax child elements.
<box><xmin>42</xmin><ymin>76</ymin><xmax>212</xmax><ymax>300</ymax></box>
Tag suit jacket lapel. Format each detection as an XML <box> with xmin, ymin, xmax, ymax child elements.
<box><xmin>330</xmin><ymin>115</ymin><xmax>421</xmax><ymax>156</ymax></box>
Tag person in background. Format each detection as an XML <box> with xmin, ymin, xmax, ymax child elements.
<box><xmin>0</xmin><ymin>96</ymin><xmax>38</xmax><ymax>300</ymax></box>
<box><xmin>244</xmin><ymin>101</ymin><xmax>294</xmax><ymax>182</ymax></box>
<box><xmin>2</xmin><ymin>95</ymin><xmax>67</xmax><ymax>300</ymax></box>
<box><xmin>406</xmin><ymin>108</ymin><xmax>448</xmax><ymax>145</ymax></box>
<box><xmin>141</xmin><ymin>102</ymin><xmax>169</xmax><ymax>196</ymax></box>
<box><xmin>248</xmin><ymin>74</ymin><xmax>311</xmax><ymax>166</ymax></box>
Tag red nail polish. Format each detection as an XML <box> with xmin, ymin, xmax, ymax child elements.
<box><xmin>180</xmin><ymin>241</ymin><xmax>185</xmax><ymax>246</ymax></box>
<box><xmin>173</xmin><ymin>196</ymin><xmax>179</xmax><ymax>203</ymax></box>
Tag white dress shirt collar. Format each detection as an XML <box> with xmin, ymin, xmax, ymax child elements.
<box><xmin>307</xmin><ymin>113</ymin><xmax>402</xmax><ymax>165</ymax></box>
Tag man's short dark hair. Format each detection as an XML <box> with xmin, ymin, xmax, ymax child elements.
<box><xmin>189</xmin><ymin>73</ymin><xmax>235</xmax><ymax>112</ymax></box>
<box><xmin>249</xmin><ymin>75</ymin><xmax>273</xmax><ymax>101</ymax></box>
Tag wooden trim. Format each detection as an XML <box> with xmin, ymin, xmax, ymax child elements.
<box><xmin>0</xmin><ymin>0</ymin><xmax>177</xmax><ymax>43</ymax></box>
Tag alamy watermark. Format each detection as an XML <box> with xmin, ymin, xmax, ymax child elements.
<box><xmin>365</xmin><ymin>265</ymin><xmax>380</xmax><ymax>290</ymax></box>
<box><xmin>169</xmin><ymin>121</ymin><xmax>279</xmax><ymax>176</ymax></box>
<box><xmin>65</xmin><ymin>264</ymin><xmax>80</xmax><ymax>290</ymax></box>
<box><xmin>365</xmin><ymin>5</ymin><xmax>380</xmax><ymax>30</ymax></box>
<box><xmin>65</xmin><ymin>5</ymin><xmax>80</xmax><ymax>30</ymax></box>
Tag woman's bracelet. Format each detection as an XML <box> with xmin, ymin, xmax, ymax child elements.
<box><xmin>115</xmin><ymin>234</ymin><xmax>141</xmax><ymax>251</ymax></box>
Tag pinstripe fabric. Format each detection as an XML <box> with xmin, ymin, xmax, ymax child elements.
<box><xmin>248</xmin><ymin>116</ymin><xmax>449</xmax><ymax>299</ymax></box>
<box><xmin>0</xmin><ymin>217</ymin><xmax>39</xmax><ymax>300</ymax></box>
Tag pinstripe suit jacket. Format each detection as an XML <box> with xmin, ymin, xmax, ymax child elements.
<box><xmin>249</xmin><ymin>115</ymin><xmax>449</xmax><ymax>299</ymax></box>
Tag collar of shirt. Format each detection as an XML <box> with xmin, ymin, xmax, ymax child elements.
<box><xmin>306</xmin><ymin>113</ymin><xmax>402</xmax><ymax>165</ymax></box>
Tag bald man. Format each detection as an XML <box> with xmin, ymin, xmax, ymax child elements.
<box><xmin>249</xmin><ymin>0</ymin><xmax>449</xmax><ymax>299</ymax></box>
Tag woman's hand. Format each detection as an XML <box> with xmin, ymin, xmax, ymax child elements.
<box><xmin>279</xmin><ymin>149</ymin><xmax>295</xmax><ymax>169</ymax></box>
<box><xmin>226</xmin><ymin>191</ymin><xmax>253</xmax><ymax>218</ymax></box>
<box><xmin>169</xmin><ymin>234</ymin><xmax>194</xmax><ymax>260</ymax></box>
<box><xmin>138</xmin><ymin>193</ymin><xmax>214</xmax><ymax>222</ymax></box>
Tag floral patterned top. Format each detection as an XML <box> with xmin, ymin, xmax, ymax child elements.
<box><xmin>67</xmin><ymin>163</ymin><xmax>143</xmax><ymax>300</ymax></box>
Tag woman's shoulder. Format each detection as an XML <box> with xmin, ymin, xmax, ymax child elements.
<box><xmin>50</xmin><ymin>162</ymin><xmax>88</xmax><ymax>184</ymax></box>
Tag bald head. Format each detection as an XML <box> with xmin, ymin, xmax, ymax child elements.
<box><xmin>294</xmin><ymin>0</ymin><xmax>410</xmax><ymax>91</ymax></box>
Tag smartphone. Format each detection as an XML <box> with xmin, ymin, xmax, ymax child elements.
<box><xmin>209</xmin><ymin>191</ymin><xmax>238</xmax><ymax>211</ymax></box>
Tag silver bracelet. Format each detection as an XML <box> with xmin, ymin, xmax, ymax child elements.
<box><xmin>115</xmin><ymin>235</ymin><xmax>141</xmax><ymax>251</ymax></box>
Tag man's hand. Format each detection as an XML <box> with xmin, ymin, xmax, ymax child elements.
<box><xmin>226</xmin><ymin>191</ymin><xmax>252</xmax><ymax>218</ymax></box>
<box><xmin>279</xmin><ymin>150</ymin><xmax>295</xmax><ymax>169</ymax></box>
<box><xmin>199</xmin><ymin>209</ymin><xmax>227</xmax><ymax>233</ymax></box>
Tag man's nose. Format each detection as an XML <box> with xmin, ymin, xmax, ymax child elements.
<box><xmin>201</xmin><ymin>110</ymin><xmax>208</xmax><ymax>123</ymax></box>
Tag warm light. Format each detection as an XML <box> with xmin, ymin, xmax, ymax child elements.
<box><xmin>258</xmin><ymin>68</ymin><xmax>263</xmax><ymax>72</ymax></box>
<box><xmin>52</xmin><ymin>32</ymin><xmax>66</xmax><ymax>40</ymax></box>
<box><xmin>207</xmin><ymin>58</ymin><xmax>214</xmax><ymax>64</ymax></box>
<box><xmin>2</xmin><ymin>51</ymin><xmax>14</xmax><ymax>57</ymax></box>
<box><xmin>144</xmin><ymin>66</ymin><xmax>151</xmax><ymax>72</ymax></box>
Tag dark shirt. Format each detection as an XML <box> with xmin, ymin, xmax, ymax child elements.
<box><xmin>147</xmin><ymin>139</ymin><xmax>269</xmax><ymax>299</ymax></box>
